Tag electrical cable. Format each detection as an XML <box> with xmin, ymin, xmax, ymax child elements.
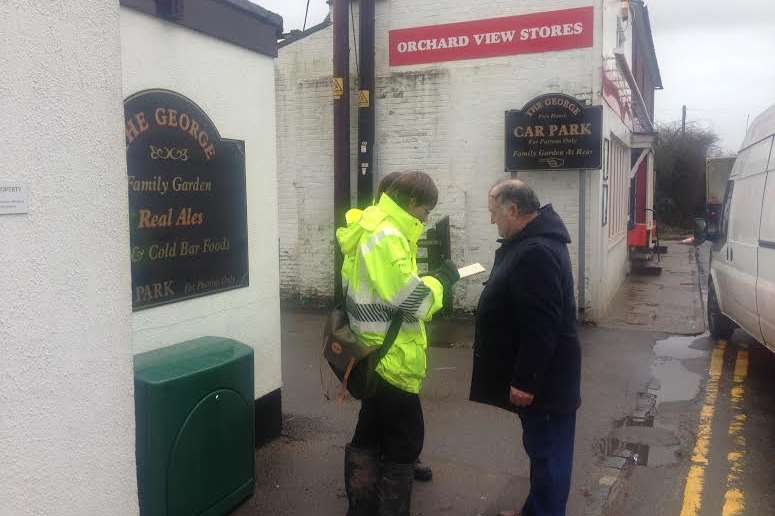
<box><xmin>351</xmin><ymin>1</ymin><xmax>359</xmax><ymax>78</ymax></box>
<box><xmin>303</xmin><ymin>0</ymin><xmax>311</xmax><ymax>31</ymax></box>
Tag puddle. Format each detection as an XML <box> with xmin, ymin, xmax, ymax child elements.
<box><xmin>651</xmin><ymin>358</ymin><xmax>703</xmax><ymax>404</ymax></box>
<box><xmin>653</xmin><ymin>335</ymin><xmax>708</xmax><ymax>360</ymax></box>
<box><xmin>612</xmin><ymin>440</ymin><xmax>682</xmax><ymax>467</ymax></box>
<box><xmin>598</xmin><ymin>334</ymin><xmax>712</xmax><ymax>469</ymax></box>
<box><xmin>604</xmin><ymin>422</ymin><xmax>683</xmax><ymax>467</ymax></box>
<box><xmin>599</xmin><ymin>334</ymin><xmax>711</xmax><ymax>469</ymax></box>
<box><xmin>650</xmin><ymin>334</ymin><xmax>710</xmax><ymax>405</ymax></box>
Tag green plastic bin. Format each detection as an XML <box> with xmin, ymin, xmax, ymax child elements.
<box><xmin>134</xmin><ymin>337</ymin><xmax>255</xmax><ymax>516</ymax></box>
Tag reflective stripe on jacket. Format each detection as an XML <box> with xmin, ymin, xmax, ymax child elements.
<box><xmin>336</xmin><ymin>194</ymin><xmax>444</xmax><ymax>394</ymax></box>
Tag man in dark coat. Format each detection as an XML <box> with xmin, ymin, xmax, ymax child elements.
<box><xmin>470</xmin><ymin>179</ymin><xmax>581</xmax><ymax>516</ymax></box>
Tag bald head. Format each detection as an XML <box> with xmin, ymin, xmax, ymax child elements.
<box><xmin>489</xmin><ymin>179</ymin><xmax>541</xmax><ymax>215</ymax></box>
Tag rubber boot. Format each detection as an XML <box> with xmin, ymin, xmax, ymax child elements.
<box><xmin>377</xmin><ymin>462</ymin><xmax>414</xmax><ymax>516</ymax></box>
<box><xmin>345</xmin><ymin>444</ymin><xmax>379</xmax><ymax>516</ymax></box>
<box><xmin>413</xmin><ymin>459</ymin><xmax>432</xmax><ymax>482</ymax></box>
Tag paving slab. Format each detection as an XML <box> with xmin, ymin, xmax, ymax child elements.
<box><xmin>234</xmin><ymin>240</ymin><xmax>714</xmax><ymax>515</ymax></box>
<box><xmin>599</xmin><ymin>242</ymin><xmax>705</xmax><ymax>335</ymax></box>
<box><xmin>233</xmin><ymin>308</ymin><xmax>658</xmax><ymax>516</ymax></box>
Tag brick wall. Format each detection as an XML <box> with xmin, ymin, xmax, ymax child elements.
<box><xmin>276</xmin><ymin>27</ymin><xmax>336</xmax><ymax>303</ymax></box>
<box><xmin>276</xmin><ymin>0</ymin><xmax>637</xmax><ymax>316</ymax></box>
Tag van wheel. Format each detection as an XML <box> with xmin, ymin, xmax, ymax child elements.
<box><xmin>708</xmin><ymin>282</ymin><xmax>735</xmax><ymax>340</ymax></box>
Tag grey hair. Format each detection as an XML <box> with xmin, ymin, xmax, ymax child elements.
<box><xmin>489</xmin><ymin>179</ymin><xmax>540</xmax><ymax>215</ymax></box>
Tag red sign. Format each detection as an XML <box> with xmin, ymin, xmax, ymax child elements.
<box><xmin>389</xmin><ymin>7</ymin><xmax>594</xmax><ymax>66</ymax></box>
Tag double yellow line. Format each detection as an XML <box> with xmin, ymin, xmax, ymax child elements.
<box><xmin>722</xmin><ymin>348</ymin><xmax>749</xmax><ymax>515</ymax></box>
<box><xmin>679</xmin><ymin>339</ymin><xmax>750</xmax><ymax>516</ymax></box>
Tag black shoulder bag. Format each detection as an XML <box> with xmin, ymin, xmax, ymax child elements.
<box><xmin>323</xmin><ymin>306</ymin><xmax>403</xmax><ymax>400</ymax></box>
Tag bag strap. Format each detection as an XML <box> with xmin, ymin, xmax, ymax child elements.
<box><xmin>344</xmin><ymin>282</ymin><xmax>403</xmax><ymax>361</ymax></box>
<box><xmin>376</xmin><ymin>310</ymin><xmax>403</xmax><ymax>362</ymax></box>
<box><xmin>336</xmin><ymin>311</ymin><xmax>402</xmax><ymax>403</ymax></box>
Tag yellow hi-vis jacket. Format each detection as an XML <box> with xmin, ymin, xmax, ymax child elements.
<box><xmin>336</xmin><ymin>194</ymin><xmax>445</xmax><ymax>394</ymax></box>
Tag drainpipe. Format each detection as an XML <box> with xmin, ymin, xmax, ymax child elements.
<box><xmin>333</xmin><ymin>0</ymin><xmax>350</xmax><ymax>303</ymax></box>
<box><xmin>578</xmin><ymin>170</ymin><xmax>587</xmax><ymax>320</ymax></box>
<box><xmin>357</xmin><ymin>0</ymin><xmax>376</xmax><ymax>208</ymax></box>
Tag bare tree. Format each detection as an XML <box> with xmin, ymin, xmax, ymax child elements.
<box><xmin>654</xmin><ymin>122</ymin><xmax>720</xmax><ymax>228</ymax></box>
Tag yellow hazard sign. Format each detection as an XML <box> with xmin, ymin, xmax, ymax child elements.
<box><xmin>332</xmin><ymin>77</ymin><xmax>344</xmax><ymax>99</ymax></box>
<box><xmin>359</xmin><ymin>90</ymin><xmax>370</xmax><ymax>108</ymax></box>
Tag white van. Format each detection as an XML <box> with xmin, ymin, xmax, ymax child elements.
<box><xmin>697</xmin><ymin>104</ymin><xmax>775</xmax><ymax>351</ymax></box>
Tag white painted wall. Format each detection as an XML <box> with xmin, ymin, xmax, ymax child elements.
<box><xmin>276</xmin><ymin>26</ymin><xmax>337</xmax><ymax>302</ymax></box>
<box><xmin>121</xmin><ymin>8</ymin><xmax>282</xmax><ymax>399</ymax></box>
<box><xmin>591</xmin><ymin>0</ymin><xmax>637</xmax><ymax>317</ymax></box>
<box><xmin>377</xmin><ymin>1</ymin><xmax>599</xmax><ymax>311</ymax></box>
<box><xmin>0</xmin><ymin>2</ymin><xmax>139</xmax><ymax>515</ymax></box>
<box><xmin>276</xmin><ymin>0</ymin><xmax>641</xmax><ymax>318</ymax></box>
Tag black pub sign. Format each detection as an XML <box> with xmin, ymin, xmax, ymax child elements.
<box><xmin>505</xmin><ymin>93</ymin><xmax>602</xmax><ymax>171</ymax></box>
<box><xmin>124</xmin><ymin>89</ymin><xmax>249</xmax><ymax>310</ymax></box>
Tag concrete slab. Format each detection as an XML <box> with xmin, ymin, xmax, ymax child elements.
<box><xmin>233</xmin><ymin>309</ymin><xmax>659</xmax><ymax>516</ymax></box>
<box><xmin>603</xmin><ymin>244</ymin><xmax>775</xmax><ymax>516</ymax></box>
<box><xmin>599</xmin><ymin>242</ymin><xmax>705</xmax><ymax>335</ymax></box>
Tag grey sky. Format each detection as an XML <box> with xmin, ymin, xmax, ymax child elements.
<box><xmin>258</xmin><ymin>0</ymin><xmax>775</xmax><ymax>153</ymax></box>
<box><xmin>648</xmin><ymin>0</ymin><xmax>775</xmax><ymax>153</ymax></box>
<box><xmin>259</xmin><ymin>0</ymin><xmax>329</xmax><ymax>33</ymax></box>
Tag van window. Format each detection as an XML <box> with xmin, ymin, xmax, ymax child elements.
<box><xmin>729</xmin><ymin>173</ymin><xmax>767</xmax><ymax>245</ymax></box>
<box><xmin>769</xmin><ymin>137</ymin><xmax>775</xmax><ymax>172</ymax></box>
<box><xmin>720</xmin><ymin>181</ymin><xmax>734</xmax><ymax>244</ymax></box>
<box><xmin>761</xmin><ymin>172</ymin><xmax>775</xmax><ymax>243</ymax></box>
<box><xmin>733</xmin><ymin>136</ymin><xmax>773</xmax><ymax>178</ymax></box>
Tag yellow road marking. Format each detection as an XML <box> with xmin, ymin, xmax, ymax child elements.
<box><xmin>722</xmin><ymin>349</ymin><xmax>749</xmax><ymax>516</ymax></box>
<box><xmin>733</xmin><ymin>349</ymin><xmax>748</xmax><ymax>382</ymax></box>
<box><xmin>679</xmin><ymin>339</ymin><xmax>726</xmax><ymax>516</ymax></box>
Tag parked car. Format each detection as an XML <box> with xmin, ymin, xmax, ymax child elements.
<box><xmin>695</xmin><ymin>104</ymin><xmax>775</xmax><ymax>352</ymax></box>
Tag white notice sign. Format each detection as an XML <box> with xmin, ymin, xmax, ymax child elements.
<box><xmin>458</xmin><ymin>262</ymin><xmax>486</xmax><ymax>279</ymax></box>
<box><xmin>0</xmin><ymin>183</ymin><xmax>28</xmax><ymax>214</ymax></box>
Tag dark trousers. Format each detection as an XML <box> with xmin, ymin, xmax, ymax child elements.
<box><xmin>519</xmin><ymin>412</ymin><xmax>576</xmax><ymax>516</ymax></box>
<box><xmin>351</xmin><ymin>374</ymin><xmax>424</xmax><ymax>464</ymax></box>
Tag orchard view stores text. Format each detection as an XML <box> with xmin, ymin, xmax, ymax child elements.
<box><xmin>394</xmin><ymin>23</ymin><xmax>584</xmax><ymax>54</ymax></box>
<box><xmin>389</xmin><ymin>6</ymin><xmax>593</xmax><ymax>66</ymax></box>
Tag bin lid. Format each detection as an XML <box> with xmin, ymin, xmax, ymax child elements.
<box><xmin>134</xmin><ymin>336</ymin><xmax>252</xmax><ymax>384</ymax></box>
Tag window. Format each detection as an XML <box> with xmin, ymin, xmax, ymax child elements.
<box><xmin>608</xmin><ymin>137</ymin><xmax>630</xmax><ymax>241</ymax></box>
<box><xmin>731</xmin><ymin>137</ymin><xmax>772</xmax><ymax>179</ymax></box>
<box><xmin>736</xmin><ymin>137</ymin><xmax>773</xmax><ymax>177</ymax></box>
<box><xmin>720</xmin><ymin>181</ymin><xmax>734</xmax><ymax>244</ymax></box>
<box><xmin>761</xmin><ymin>173</ymin><xmax>775</xmax><ymax>242</ymax></box>
<box><xmin>602</xmin><ymin>139</ymin><xmax>610</xmax><ymax>227</ymax></box>
<box><xmin>770</xmin><ymin>136</ymin><xmax>775</xmax><ymax>172</ymax></box>
<box><xmin>616</xmin><ymin>17</ymin><xmax>626</xmax><ymax>48</ymax></box>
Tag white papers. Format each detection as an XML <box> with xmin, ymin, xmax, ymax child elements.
<box><xmin>0</xmin><ymin>183</ymin><xmax>28</xmax><ymax>215</ymax></box>
<box><xmin>457</xmin><ymin>262</ymin><xmax>486</xmax><ymax>279</ymax></box>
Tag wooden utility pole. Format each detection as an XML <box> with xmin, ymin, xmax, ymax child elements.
<box><xmin>682</xmin><ymin>105</ymin><xmax>687</xmax><ymax>137</ymax></box>
<box><xmin>333</xmin><ymin>0</ymin><xmax>350</xmax><ymax>303</ymax></box>
<box><xmin>357</xmin><ymin>0</ymin><xmax>376</xmax><ymax>208</ymax></box>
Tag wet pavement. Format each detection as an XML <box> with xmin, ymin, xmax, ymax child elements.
<box><xmin>606</xmin><ymin>244</ymin><xmax>775</xmax><ymax>516</ymax></box>
<box><xmin>233</xmin><ymin>241</ymin><xmax>775</xmax><ymax>516</ymax></box>
<box><xmin>608</xmin><ymin>330</ymin><xmax>775</xmax><ymax>516</ymax></box>
<box><xmin>650</xmin><ymin>335</ymin><xmax>707</xmax><ymax>405</ymax></box>
<box><xmin>234</xmin><ymin>309</ymin><xmax>657</xmax><ymax>516</ymax></box>
<box><xmin>601</xmin><ymin>244</ymin><xmax>705</xmax><ymax>335</ymax></box>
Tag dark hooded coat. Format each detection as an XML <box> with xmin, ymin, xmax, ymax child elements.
<box><xmin>469</xmin><ymin>205</ymin><xmax>582</xmax><ymax>414</ymax></box>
